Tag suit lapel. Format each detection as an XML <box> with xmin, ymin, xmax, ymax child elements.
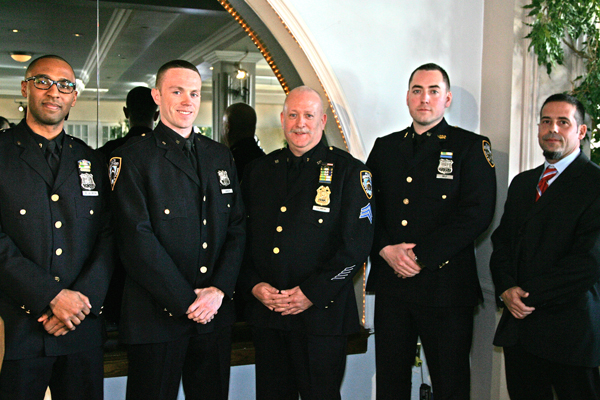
<box><xmin>284</xmin><ymin>144</ymin><xmax>326</xmax><ymax>202</ymax></box>
<box><xmin>397</xmin><ymin>132</ymin><xmax>414</xmax><ymax>169</ymax></box>
<box><xmin>157</xmin><ymin>129</ymin><xmax>201</xmax><ymax>187</ymax></box>
<box><xmin>15</xmin><ymin>129</ymin><xmax>54</xmax><ymax>188</ymax></box>
<box><xmin>53</xmin><ymin>137</ymin><xmax>80</xmax><ymax>192</ymax></box>
<box><xmin>524</xmin><ymin>154</ymin><xmax>588</xmax><ymax>222</ymax></box>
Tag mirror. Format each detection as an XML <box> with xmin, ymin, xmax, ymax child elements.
<box><xmin>0</xmin><ymin>0</ymin><xmax>287</xmax><ymax>152</ymax></box>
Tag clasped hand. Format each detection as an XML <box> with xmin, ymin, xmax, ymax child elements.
<box><xmin>380</xmin><ymin>243</ymin><xmax>421</xmax><ymax>278</ymax></box>
<box><xmin>252</xmin><ymin>282</ymin><xmax>313</xmax><ymax>316</ymax></box>
<box><xmin>38</xmin><ymin>289</ymin><xmax>91</xmax><ymax>336</ymax></box>
<box><xmin>186</xmin><ymin>287</ymin><xmax>224</xmax><ymax>324</ymax></box>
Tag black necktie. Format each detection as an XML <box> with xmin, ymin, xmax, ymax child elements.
<box><xmin>184</xmin><ymin>138</ymin><xmax>198</xmax><ymax>173</ymax></box>
<box><xmin>46</xmin><ymin>140</ymin><xmax>60</xmax><ymax>178</ymax></box>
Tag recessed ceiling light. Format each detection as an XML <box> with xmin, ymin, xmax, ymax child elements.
<box><xmin>10</xmin><ymin>52</ymin><xmax>32</xmax><ymax>62</ymax></box>
<box><xmin>11</xmin><ymin>29</ymin><xmax>19</xmax><ymax>33</ymax></box>
<box><xmin>73</xmin><ymin>33</ymin><xmax>83</xmax><ymax>37</ymax></box>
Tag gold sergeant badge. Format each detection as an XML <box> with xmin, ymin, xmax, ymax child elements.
<box><xmin>315</xmin><ymin>185</ymin><xmax>331</xmax><ymax>206</ymax></box>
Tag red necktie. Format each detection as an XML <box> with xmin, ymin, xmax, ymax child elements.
<box><xmin>536</xmin><ymin>166</ymin><xmax>557</xmax><ymax>201</ymax></box>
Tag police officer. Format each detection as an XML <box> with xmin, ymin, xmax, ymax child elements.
<box><xmin>240</xmin><ymin>86</ymin><xmax>374</xmax><ymax>400</ymax></box>
<box><xmin>0</xmin><ymin>55</ymin><xmax>114</xmax><ymax>399</ymax></box>
<box><xmin>110</xmin><ymin>60</ymin><xmax>245</xmax><ymax>400</ymax></box>
<box><xmin>367</xmin><ymin>63</ymin><xmax>496</xmax><ymax>399</ymax></box>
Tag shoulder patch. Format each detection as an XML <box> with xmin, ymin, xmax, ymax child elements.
<box><xmin>361</xmin><ymin>170</ymin><xmax>373</xmax><ymax>199</ymax></box>
<box><xmin>109</xmin><ymin>157</ymin><xmax>122</xmax><ymax>190</ymax></box>
<box><xmin>482</xmin><ymin>140</ymin><xmax>494</xmax><ymax>168</ymax></box>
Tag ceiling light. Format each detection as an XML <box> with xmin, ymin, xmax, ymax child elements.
<box><xmin>236</xmin><ymin>67</ymin><xmax>248</xmax><ymax>80</ymax></box>
<box><xmin>11</xmin><ymin>52</ymin><xmax>32</xmax><ymax>63</ymax></box>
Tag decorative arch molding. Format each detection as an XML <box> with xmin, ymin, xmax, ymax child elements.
<box><xmin>222</xmin><ymin>0</ymin><xmax>367</xmax><ymax>160</ymax></box>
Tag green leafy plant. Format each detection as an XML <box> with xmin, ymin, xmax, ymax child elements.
<box><xmin>525</xmin><ymin>0</ymin><xmax>600</xmax><ymax>164</ymax></box>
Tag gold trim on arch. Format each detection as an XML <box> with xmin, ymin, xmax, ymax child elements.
<box><xmin>218</xmin><ymin>0</ymin><xmax>349</xmax><ymax>151</ymax></box>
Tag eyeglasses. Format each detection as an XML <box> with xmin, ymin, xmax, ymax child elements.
<box><xmin>24</xmin><ymin>76</ymin><xmax>76</xmax><ymax>94</ymax></box>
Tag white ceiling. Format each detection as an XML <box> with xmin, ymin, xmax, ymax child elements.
<box><xmin>0</xmin><ymin>0</ymin><xmax>283</xmax><ymax>101</ymax></box>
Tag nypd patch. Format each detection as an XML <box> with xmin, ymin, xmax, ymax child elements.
<box><xmin>483</xmin><ymin>140</ymin><xmax>495</xmax><ymax>168</ymax></box>
<box><xmin>109</xmin><ymin>157</ymin><xmax>122</xmax><ymax>191</ymax></box>
<box><xmin>361</xmin><ymin>170</ymin><xmax>373</xmax><ymax>199</ymax></box>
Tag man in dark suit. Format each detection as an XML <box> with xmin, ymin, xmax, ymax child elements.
<box><xmin>367</xmin><ymin>63</ymin><xmax>496</xmax><ymax>399</ymax></box>
<box><xmin>240</xmin><ymin>86</ymin><xmax>374</xmax><ymax>400</ymax></box>
<box><xmin>110</xmin><ymin>60</ymin><xmax>245</xmax><ymax>400</ymax></box>
<box><xmin>0</xmin><ymin>55</ymin><xmax>114</xmax><ymax>399</ymax></box>
<box><xmin>100</xmin><ymin>86</ymin><xmax>159</xmax><ymax>328</ymax></box>
<box><xmin>222</xmin><ymin>102</ymin><xmax>265</xmax><ymax>179</ymax></box>
<box><xmin>99</xmin><ymin>86</ymin><xmax>159</xmax><ymax>163</ymax></box>
<box><xmin>491</xmin><ymin>93</ymin><xmax>600</xmax><ymax>399</ymax></box>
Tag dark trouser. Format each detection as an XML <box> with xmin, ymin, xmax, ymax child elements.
<box><xmin>126</xmin><ymin>326</ymin><xmax>232</xmax><ymax>400</ymax></box>
<box><xmin>252</xmin><ymin>326</ymin><xmax>348</xmax><ymax>400</ymax></box>
<box><xmin>374</xmin><ymin>294</ymin><xmax>474</xmax><ymax>400</ymax></box>
<box><xmin>504</xmin><ymin>343</ymin><xmax>600</xmax><ymax>400</ymax></box>
<box><xmin>0</xmin><ymin>345</ymin><xmax>104</xmax><ymax>400</ymax></box>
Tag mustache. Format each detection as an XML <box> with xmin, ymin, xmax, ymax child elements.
<box><xmin>542</xmin><ymin>133</ymin><xmax>563</xmax><ymax>141</ymax></box>
<box><xmin>290</xmin><ymin>129</ymin><xmax>310</xmax><ymax>134</ymax></box>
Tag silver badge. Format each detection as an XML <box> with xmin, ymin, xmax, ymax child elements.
<box><xmin>80</xmin><ymin>173</ymin><xmax>96</xmax><ymax>190</ymax></box>
<box><xmin>438</xmin><ymin>159</ymin><xmax>453</xmax><ymax>174</ymax></box>
<box><xmin>217</xmin><ymin>170</ymin><xmax>230</xmax><ymax>186</ymax></box>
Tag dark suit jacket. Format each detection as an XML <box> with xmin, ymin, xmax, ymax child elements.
<box><xmin>239</xmin><ymin>141</ymin><xmax>374</xmax><ymax>335</ymax></box>
<box><xmin>98</xmin><ymin>125</ymin><xmax>153</xmax><ymax>165</ymax></box>
<box><xmin>0</xmin><ymin>120</ymin><xmax>114</xmax><ymax>359</ymax></box>
<box><xmin>491</xmin><ymin>152</ymin><xmax>600</xmax><ymax>367</ymax></box>
<box><xmin>230</xmin><ymin>137</ymin><xmax>265</xmax><ymax>180</ymax></box>
<box><xmin>367</xmin><ymin>118</ymin><xmax>496</xmax><ymax>307</ymax></box>
<box><xmin>111</xmin><ymin>122</ymin><xmax>245</xmax><ymax>345</ymax></box>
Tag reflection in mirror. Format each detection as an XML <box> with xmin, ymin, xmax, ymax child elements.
<box><xmin>0</xmin><ymin>0</ymin><xmax>286</xmax><ymax>151</ymax></box>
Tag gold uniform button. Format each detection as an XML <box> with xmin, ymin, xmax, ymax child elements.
<box><xmin>164</xmin><ymin>308</ymin><xmax>168</xmax><ymax>312</ymax></box>
<box><xmin>318</xmin><ymin>219</ymin><xmax>323</xmax><ymax>224</ymax></box>
<box><xmin>89</xmin><ymin>210</ymin><xmax>94</xmax><ymax>215</ymax></box>
<box><xmin>276</xmin><ymin>226</ymin><xmax>283</xmax><ymax>232</ymax></box>
<box><xmin>169</xmin><ymin>313</ymin><xmax>173</xmax><ymax>317</ymax></box>
<box><xmin>51</xmin><ymin>194</ymin><xmax>59</xmax><ymax>202</ymax></box>
<box><xmin>401</xmin><ymin>220</ymin><xmax>408</xmax><ymax>226</ymax></box>
<box><xmin>20</xmin><ymin>209</ymin><xmax>26</xmax><ymax>215</ymax></box>
<box><xmin>203</xmin><ymin>196</ymin><xmax>206</xmax><ymax>201</ymax></box>
<box><xmin>55</xmin><ymin>221</ymin><xmax>62</xmax><ymax>229</ymax></box>
<box><xmin>202</xmin><ymin>242</ymin><xmax>208</xmax><ymax>249</ymax></box>
<box><xmin>227</xmin><ymin>204</ymin><xmax>230</xmax><ymax>208</ymax></box>
<box><xmin>99</xmin><ymin>311</ymin><xmax>103</xmax><ymax>315</ymax></box>
<box><xmin>403</xmin><ymin>198</ymin><xmax>409</xmax><ymax>205</ymax></box>
<box><xmin>54</xmin><ymin>276</ymin><xmax>60</xmax><ymax>282</ymax></box>
<box><xmin>203</xmin><ymin>219</ymin><xmax>207</xmax><ymax>225</ymax></box>
<box><xmin>55</xmin><ymin>248</ymin><xmax>63</xmax><ymax>256</ymax></box>
<box><xmin>442</xmin><ymin>195</ymin><xmax>447</xmax><ymax>199</ymax></box>
<box><xmin>200</xmin><ymin>266</ymin><xmax>208</xmax><ymax>274</ymax></box>
<box><xmin>273</xmin><ymin>247</ymin><xmax>280</xmax><ymax>254</ymax></box>
<box><xmin>406</xmin><ymin>177</ymin><xmax>413</xmax><ymax>183</ymax></box>
<box><xmin>280</xmin><ymin>206</ymin><xmax>287</xmax><ymax>212</ymax></box>
<box><xmin>164</xmin><ymin>209</ymin><xmax>170</xmax><ymax>215</ymax></box>
<box><xmin>141</xmin><ymin>133</ymin><xmax>146</xmax><ymax>137</ymax></box>
<box><xmin>25</xmin><ymin>310</ymin><xmax>31</xmax><ymax>314</ymax></box>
